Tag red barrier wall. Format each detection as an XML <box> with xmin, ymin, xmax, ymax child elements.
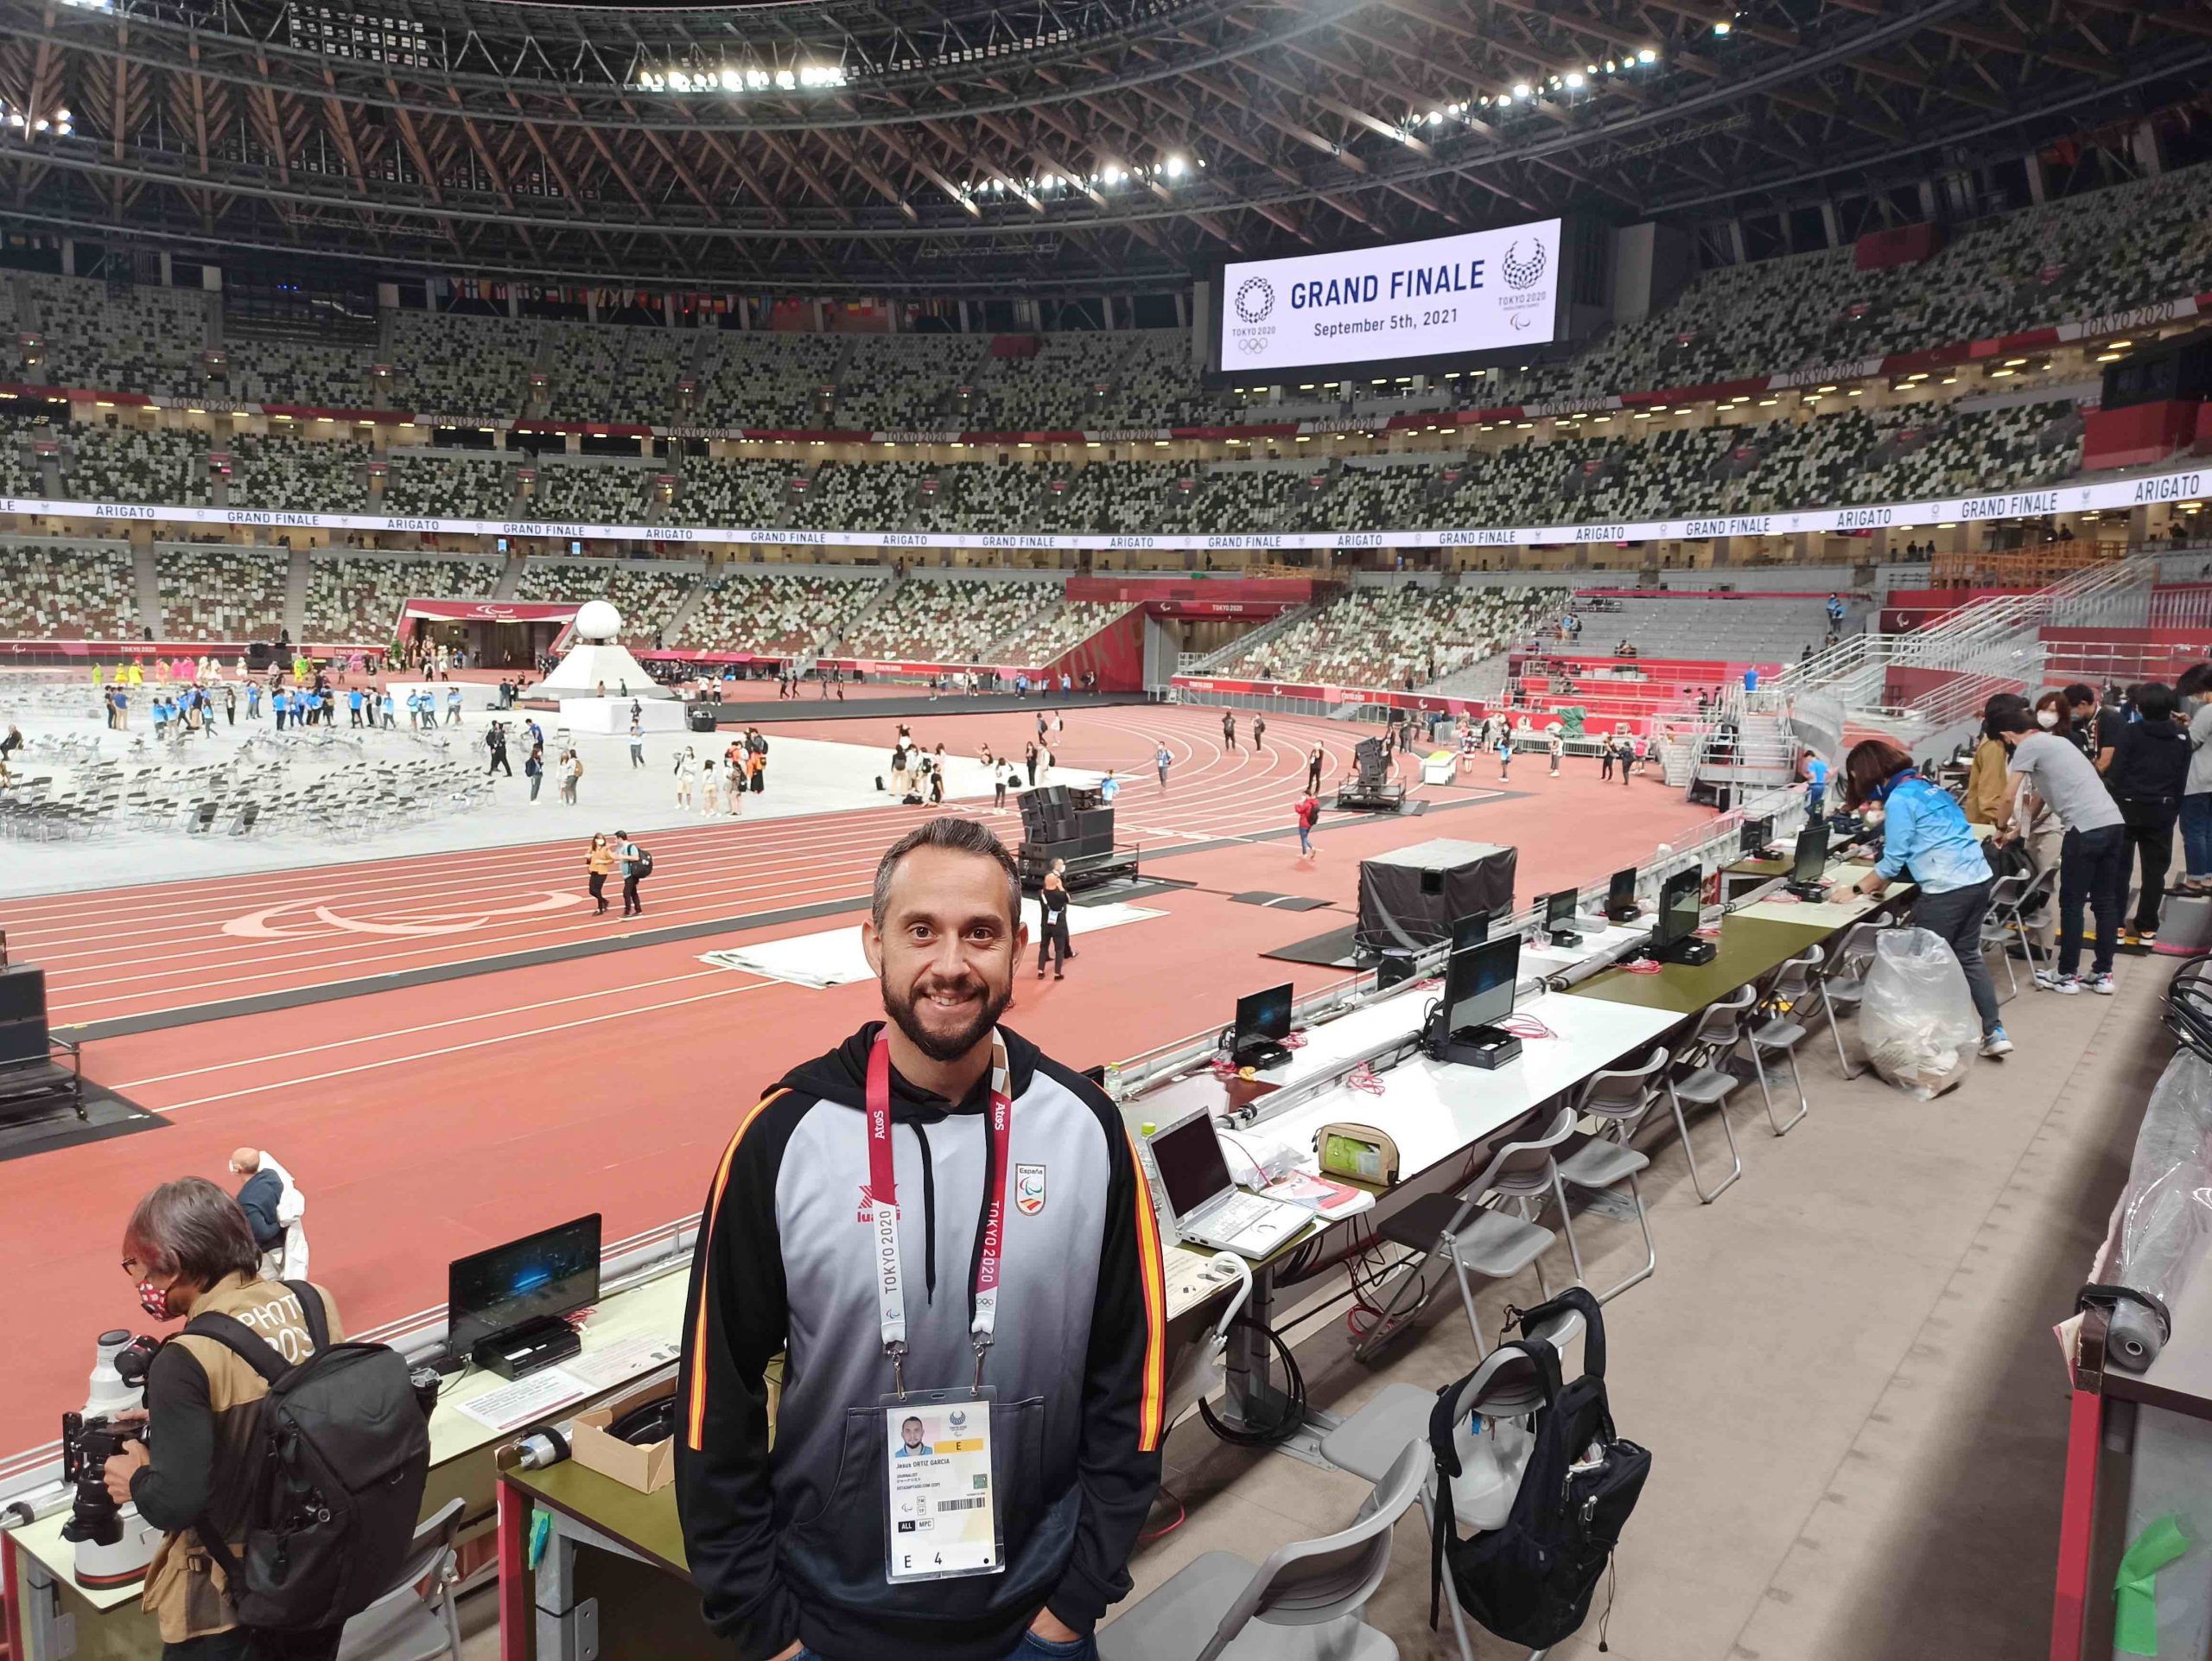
<box><xmin>2083</xmin><ymin>400</ymin><xmax>2202</xmax><ymax>470</ymax></box>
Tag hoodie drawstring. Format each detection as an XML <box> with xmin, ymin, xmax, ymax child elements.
<box><xmin>910</xmin><ymin>1122</ymin><xmax>938</xmax><ymax>1306</ymax></box>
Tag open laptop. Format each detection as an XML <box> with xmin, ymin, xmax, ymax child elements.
<box><xmin>1148</xmin><ymin>1114</ymin><xmax>1311</xmax><ymax>1258</ymax></box>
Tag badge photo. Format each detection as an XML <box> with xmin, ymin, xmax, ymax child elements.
<box><xmin>1014</xmin><ymin>1162</ymin><xmax>1047</xmax><ymax>1215</ymax></box>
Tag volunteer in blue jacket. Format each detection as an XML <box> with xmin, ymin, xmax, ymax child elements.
<box><xmin>677</xmin><ymin>817</ymin><xmax>1166</xmax><ymax>1661</ymax></box>
<box><xmin>1841</xmin><ymin>737</ymin><xmax>2010</xmax><ymax>1058</ymax></box>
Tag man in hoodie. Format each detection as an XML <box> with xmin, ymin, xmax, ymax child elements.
<box><xmin>677</xmin><ymin>816</ymin><xmax>1166</xmax><ymax>1661</ymax></box>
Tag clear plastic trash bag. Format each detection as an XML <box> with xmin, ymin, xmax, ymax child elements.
<box><xmin>2107</xmin><ymin>1048</ymin><xmax>2212</xmax><ymax>1370</ymax></box>
<box><xmin>1858</xmin><ymin>927</ymin><xmax>1980</xmax><ymax>1100</ymax></box>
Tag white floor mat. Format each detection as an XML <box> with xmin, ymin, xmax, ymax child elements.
<box><xmin>702</xmin><ymin>902</ymin><xmax>1167</xmax><ymax>988</ymax></box>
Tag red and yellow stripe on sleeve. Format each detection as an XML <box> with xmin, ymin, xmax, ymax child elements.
<box><xmin>685</xmin><ymin>1088</ymin><xmax>789</xmax><ymax>1452</ymax></box>
<box><xmin>1122</xmin><ymin>1124</ymin><xmax>1169</xmax><ymax>1454</ymax></box>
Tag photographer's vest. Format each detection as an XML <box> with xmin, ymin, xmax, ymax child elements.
<box><xmin>142</xmin><ymin>1275</ymin><xmax>344</xmax><ymax>1641</ymax></box>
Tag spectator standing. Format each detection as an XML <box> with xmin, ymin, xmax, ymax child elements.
<box><xmin>1498</xmin><ymin>729</ymin><xmax>1514</xmax><ymax>781</ymax></box>
<box><xmin>486</xmin><ymin>722</ymin><xmax>512</xmax><ymax>777</ymax></box>
<box><xmin>446</xmin><ymin>686</ymin><xmax>463</xmax><ymax>726</ymax></box>
<box><xmin>2107</xmin><ymin>681</ymin><xmax>2189</xmax><ymax>945</ymax></box>
<box><xmin>747</xmin><ymin>727</ymin><xmax>769</xmax><ymax>794</ymax></box>
<box><xmin>1251</xmin><ymin>714</ymin><xmax>1267</xmax><ymax>753</ymax></box>
<box><xmin>1306</xmin><ymin>745</ymin><xmax>1325</xmax><ymax>793</ymax></box>
<box><xmin>1156</xmin><ymin>742</ymin><xmax>1173</xmax><ymax>792</ymax></box>
<box><xmin>105</xmin><ymin>1180</ymin><xmax>347</xmax><ymax>1661</ymax></box>
<box><xmin>2065</xmin><ymin>683</ymin><xmax>2121</xmax><ymax>770</ymax></box>
<box><xmin>1222</xmin><ymin>709</ymin><xmax>1236</xmax><ymax>749</ymax></box>
<box><xmin>1100</xmin><ymin>769</ymin><xmax>1120</xmax><ymax>804</ymax></box>
<box><xmin>525</xmin><ymin>742</ymin><xmax>545</xmax><ymax>802</ymax></box>
<box><xmin>675</xmin><ymin>748</ymin><xmax>697</xmax><ymax>809</ymax></box>
<box><xmin>561</xmin><ymin>747</ymin><xmax>583</xmax><ymax>805</ymax></box>
<box><xmin>993</xmin><ymin>764</ymin><xmax>1009</xmax><ymax>809</ymax></box>
<box><xmin>1548</xmin><ymin>730</ymin><xmax>1564</xmax><ymax>778</ymax></box>
<box><xmin>380</xmin><ymin>688</ymin><xmax>397</xmax><ymax>729</ymax></box>
<box><xmin>2179</xmin><ymin>664</ymin><xmax>2212</xmax><ymax>895</ymax></box>
<box><xmin>1025</xmin><ymin>741</ymin><xmax>1039</xmax><ymax>787</ymax></box>
<box><xmin>1992</xmin><ymin>701</ymin><xmax>2126</xmax><ymax>994</ymax></box>
<box><xmin>223</xmin><ymin>684</ymin><xmax>236</xmax><ymax>727</ymax></box>
<box><xmin>630</xmin><ymin>714</ymin><xmax>646</xmax><ymax>769</ymax></box>
<box><xmin>617</xmin><ymin>830</ymin><xmax>645</xmax><ymax>918</ymax></box>
<box><xmin>1037</xmin><ymin>857</ymin><xmax>1071</xmax><ymax>979</ymax></box>
<box><xmin>587</xmin><ymin>833</ymin><xmax>614</xmax><ymax>913</ymax></box>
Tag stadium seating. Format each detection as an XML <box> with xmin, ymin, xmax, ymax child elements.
<box><xmin>526</xmin><ymin>465</ymin><xmax>657</xmax><ymax>524</ymax></box>
<box><xmin>841</xmin><ymin>578</ymin><xmax>1058</xmax><ymax>662</ymax></box>
<box><xmin>681</xmin><ymin>569</ymin><xmax>886</xmax><ymax>655</ymax></box>
<box><xmin>543</xmin><ymin>322</ymin><xmax>691</xmax><ymax>424</ymax></box>
<box><xmin>383</xmin><ymin>452</ymin><xmax>516</xmax><ymax>519</ymax></box>
<box><xmin>512</xmin><ymin>558</ymin><xmax>695</xmax><ymax>646</ymax></box>
<box><xmin>155</xmin><ymin>545</ymin><xmax>289</xmax><ymax>640</ymax></box>
<box><xmin>236</xmin><ymin>335</ymin><xmax>379</xmax><ymax>410</ymax></box>
<box><xmin>226</xmin><ymin>433</ymin><xmax>372</xmax><ymax>513</ymax></box>
<box><xmin>0</xmin><ymin>541</ymin><xmax>140</xmax><ymax>637</ymax></box>
<box><xmin>676</xmin><ymin>456</ymin><xmax>797</xmax><ymax>526</ymax></box>
<box><xmin>1562</xmin><ymin>594</ymin><xmax>1835</xmax><ymax>661</ymax></box>
<box><xmin>1219</xmin><ymin>583</ymin><xmax>1566</xmax><ymax>689</ymax></box>
<box><xmin>1014</xmin><ymin>598</ymin><xmax>1133</xmax><ymax>664</ymax></box>
<box><xmin>386</xmin><ymin>310</ymin><xmax>540</xmax><ymax>416</ymax></box>
<box><xmin>27</xmin><ymin>275</ymin><xmax>210</xmax><ymax>399</ymax></box>
<box><xmin>306</xmin><ymin>554</ymin><xmax>500</xmax><ymax>643</ymax></box>
<box><xmin>692</xmin><ymin>330</ymin><xmax>845</xmax><ymax>427</ymax></box>
<box><xmin>831</xmin><ymin>336</ymin><xmax>990</xmax><ymax>430</ymax></box>
<box><xmin>60</xmin><ymin>424</ymin><xmax>207</xmax><ymax>506</ymax></box>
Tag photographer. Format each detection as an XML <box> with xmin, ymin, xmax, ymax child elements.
<box><xmin>105</xmin><ymin>1177</ymin><xmax>344</xmax><ymax>1660</ymax></box>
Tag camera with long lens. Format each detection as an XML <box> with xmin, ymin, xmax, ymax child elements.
<box><xmin>57</xmin><ymin>1330</ymin><xmax>165</xmax><ymax>1588</ymax></box>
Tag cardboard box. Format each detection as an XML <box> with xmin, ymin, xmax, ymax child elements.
<box><xmin>570</xmin><ymin>1377</ymin><xmax>677</xmax><ymax>1493</ymax></box>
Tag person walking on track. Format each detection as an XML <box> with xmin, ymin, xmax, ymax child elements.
<box><xmin>586</xmin><ymin>833</ymin><xmax>614</xmax><ymax>914</ymax></box>
<box><xmin>1252</xmin><ymin>713</ymin><xmax>1267</xmax><ymax>753</ymax></box>
<box><xmin>1222</xmin><ymin>709</ymin><xmax>1236</xmax><ymax>749</ymax></box>
<box><xmin>1156</xmin><ymin>741</ymin><xmax>1173</xmax><ymax>792</ymax></box>
<box><xmin>1306</xmin><ymin>744</ymin><xmax>1325</xmax><ymax>794</ymax></box>
<box><xmin>617</xmin><ymin>829</ymin><xmax>646</xmax><ymax>918</ymax></box>
<box><xmin>1295</xmin><ymin>791</ymin><xmax>1320</xmax><ymax>858</ymax></box>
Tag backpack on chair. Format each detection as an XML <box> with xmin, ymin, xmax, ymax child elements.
<box><xmin>186</xmin><ymin>1282</ymin><xmax>431</xmax><ymax>1632</ymax></box>
<box><xmin>1426</xmin><ymin>1287</ymin><xmax>1650</xmax><ymax>1650</ymax></box>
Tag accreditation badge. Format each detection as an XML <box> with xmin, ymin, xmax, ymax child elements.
<box><xmin>880</xmin><ymin>1388</ymin><xmax>1005</xmax><ymax>1582</ymax></box>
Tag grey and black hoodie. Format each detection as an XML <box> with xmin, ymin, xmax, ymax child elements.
<box><xmin>676</xmin><ymin>1022</ymin><xmax>1168</xmax><ymax>1661</ymax></box>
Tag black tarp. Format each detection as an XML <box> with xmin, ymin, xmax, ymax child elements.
<box><xmin>1356</xmin><ymin>838</ymin><xmax>1518</xmax><ymax>954</ymax></box>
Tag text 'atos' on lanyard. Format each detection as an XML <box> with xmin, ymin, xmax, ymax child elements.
<box><xmin>866</xmin><ymin>1029</ymin><xmax>1013</xmax><ymax>1397</ymax></box>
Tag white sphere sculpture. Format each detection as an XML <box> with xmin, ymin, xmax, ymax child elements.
<box><xmin>574</xmin><ymin>600</ymin><xmax>622</xmax><ymax>641</ymax></box>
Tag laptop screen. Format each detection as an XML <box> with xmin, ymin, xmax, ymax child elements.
<box><xmin>1150</xmin><ymin>1116</ymin><xmax>1234</xmax><ymax>1221</ymax></box>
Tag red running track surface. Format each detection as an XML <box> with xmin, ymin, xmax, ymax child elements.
<box><xmin>0</xmin><ymin>705</ymin><xmax>1713</xmax><ymax>1455</ymax></box>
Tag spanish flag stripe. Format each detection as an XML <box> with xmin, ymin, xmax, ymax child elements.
<box><xmin>685</xmin><ymin>1088</ymin><xmax>788</xmax><ymax>1451</ymax></box>
<box><xmin>1123</xmin><ymin>1125</ymin><xmax>1170</xmax><ymax>1452</ymax></box>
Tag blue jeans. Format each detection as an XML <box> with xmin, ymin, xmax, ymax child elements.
<box><xmin>796</xmin><ymin>1633</ymin><xmax>1092</xmax><ymax>1661</ymax></box>
<box><xmin>2183</xmin><ymin>793</ymin><xmax>2212</xmax><ymax>880</ymax></box>
<box><xmin>1298</xmin><ymin>824</ymin><xmax>1313</xmax><ymax>856</ymax></box>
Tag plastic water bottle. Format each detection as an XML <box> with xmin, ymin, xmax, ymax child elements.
<box><xmin>1449</xmin><ymin>1411</ymin><xmax>1535</xmax><ymax>1532</ymax></box>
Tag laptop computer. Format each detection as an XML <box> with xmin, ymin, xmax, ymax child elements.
<box><xmin>1147</xmin><ymin>1114</ymin><xmax>1312</xmax><ymax>1259</ymax></box>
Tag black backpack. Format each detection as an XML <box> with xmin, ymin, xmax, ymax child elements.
<box><xmin>185</xmin><ymin>1282</ymin><xmax>431</xmax><ymax>1632</ymax></box>
<box><xmin>631</xmin><ymin>845</ymin><xmax>654</xmax><ymax>879</ymax></box>
<box><xmin>1427</xmin><ymin>1289</ymin><xmax>1650</xmax><ymax>1650</ymax></box>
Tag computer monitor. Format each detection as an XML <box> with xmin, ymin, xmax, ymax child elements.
<box><xmin>1448</xmin><ymin>912</ymin><xmax>1490</xmax><ymax>952</ymax></box>
<box><xmin>1443</xmin><ymin>934</ymin><xmax>1520</xmax><ymax>1036</ymax></box>
<box><xmin>448</xmin><ymin>1213</ymin><xmax>602</xmax><ymax>1358</ymax></box>
<box><xmin>1739</xmin><ymin>816</ymin><xmax>1774</xmax><ymax>858</ymax></box>
<box><xmin>1651</xmin><ymin>869</ymin><xmax>1703</xmax><ymax>952</ymax></box>
<box><xmin>1607</xmin><ymin>867</ymin><xmax>1637</xmax><ymax>913</ymax></box>
<box><xmin>1791</xmin><ymin>821</ymin><xmax>1831</xmax><ymax>887</ymax></box>
<box><xmin>1149</xmin><ymin>1115</ymin><xmax>1233</xmax><ymax>1224</ymax></box>
<box><xmin>1233</xmin><ymin>983</ymin><xmax>1294</xmax><ymax>1049</ymax></box>
<box><xmin>1545</xmin><ymin>890</ymin><xmax>1578</xmax><ymax>929</ymax></box>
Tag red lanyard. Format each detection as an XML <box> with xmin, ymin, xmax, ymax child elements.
<box><xmin>866</xmin><ymin>1029</ymin><xmax>1014</xmax><ymax>1393</ymax></box>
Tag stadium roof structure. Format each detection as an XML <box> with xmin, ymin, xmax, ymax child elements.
<box><xmin>0</xmin><ymin>0</ymin><xmax>2207</xmax><ymax>294</ymax></box>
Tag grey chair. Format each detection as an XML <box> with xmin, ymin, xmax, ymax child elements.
<box><xmin>1554</xmin><ymin>1047</ymin><xmax>1670</xmax><ymax>1303</ymax></box>
<box><xmin>1320</xmin><ymin>1303</ymin><xmax>1590</xmax><ymax>1661</ymax></box>
<box><xmin>1353</xmin><ymin>1106</ymin><xmax>1579</xmax><ymax>1361</ymax></box>
<box><xmin>1988</xmin><ymin>862</ymin><xmax>2056</xmax><ymax>981</ymax></box>
<box><xmin>334</xmin><ymin>1498</ymin><xmax>465</xmax><ymax>1661</ymax></box>
<box><xmin>1810</xmin><ymin>914</ymin><xmax>1894</xmax><ymax>1079</ymax></box>
<box><xmin>1745</xmin><ymin>946</ymin><xmax>1823</xmax><ymax>1136</ymax></box>
<box><xmin>1977</xmin><ymin>869</ymin><xmax>2041</xmax><ymax>1000</ymax></box>
<box><xmin>1096</xmin><ymin>1440</ymin><xmax>1428</xmax><ymax>1661</ymax></box>
<box><xmin>1663</xmin><ymin>987</ymin><xmax>1752</xmax><ymax>1203</ymax></box>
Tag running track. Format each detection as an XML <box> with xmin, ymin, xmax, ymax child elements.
<box><xmin>19</xmin><ymin>704</ymin><xmax>1360</xmax><ymax>1030</ymax></box>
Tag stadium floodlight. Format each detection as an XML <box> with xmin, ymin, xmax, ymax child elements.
<box><xmin>1165</xmin><ymin>154</ymin><xmax>1186</xmax><ymax>177</ymax></box>
<box><xmin>1564</xmin><ymin>72</ymin><xmax>1584</xmax><ymax>87</ymax></box>
<box><xmin>1637</xmin><ymin>48</ymin><xmax>1657</xmax><ymax>61</ymax></box>
<box><xmin>1511</xmin><ymin>82</ymin><xmax>1531</xmax><ymax>98</ymax></box>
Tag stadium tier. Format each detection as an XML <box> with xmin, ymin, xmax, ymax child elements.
<box><xmin>304</xmin><ymin>552</ymin><xmax>501</xmax><ymax>642</ymax></box>
<box><xmin>1217</xmin><ymin>582</ymin><xmax>1568</xmax><ymax>690</ymax></box>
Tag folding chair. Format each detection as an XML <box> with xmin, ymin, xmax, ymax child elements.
<box><xmin>1351</xmin><ymin>1105</ymin><xmax>1578</xmax><ymax>1361</ymax></box>
<box><xmin>1809</xmin><ymin>914</ymin><xmax>1894</xmax><ymax>1079</ymax></box>
<box><xmin>335</xmin><ymin>1497</ymin><xmax>465</xmax><ymax>1661</ymax></box>
<box><xmin>1096</xmin><ymin>1441</ymin><xmax>1427</xmax><ymax>1661</ymax></box>
<box><xmin>1978</xmin><ymin>872</ymin><xmax>2031</xmax><ymax>1002</ymax></box>
<box><xmin>1662</xmin><ymin>987</ymin><xmax>1752</xmax><ymax>1203</ymax></box>
<box><xmin>1745</xmin><ymin>946</ymin><xmax>1823</xmax><ymax>1135</ymax></box>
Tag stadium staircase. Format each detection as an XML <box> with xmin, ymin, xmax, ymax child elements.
<box><xmin>822</xmin><ymin>567</ymin><xmax>903</xmax><ymax>654</ymax></box>
<box><xmin>282</xmin><ymin>547</ymin><xmax>311</xmax><ymax>643</ymax></box>
<box><xmin>130</xmin><ymin>542</ymin><xmax>160</xmax><ymax>640</ymax></box>
<box><xmin>492</xmin><ymin>550</ymin><xmax>527</xmax><ymax>602</ymax></box>
<box><xmin>1181</xmin><ymin>600</ymin><xmax>1325</xmax><ymax>677</ymax></box>
<box><xmin>659</xmin><ymin>572</ymin><xmax>709</xmax><ymax>648</ymax></box>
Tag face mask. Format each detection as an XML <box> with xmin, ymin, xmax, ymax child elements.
<box><xmin>1864</xmin><ymin>805</ymin><xmax>1885</xmax><ymax>828</ymax></box>
<box><xmin>2037</xmin><ymin>710</ymin><xmax>2060</xmax><ymax>729</ymax></box>
<box><xmin>137</xmin><ymin>1280</ymin><xmax>177</xmax><ymax>1321</ymax></box>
